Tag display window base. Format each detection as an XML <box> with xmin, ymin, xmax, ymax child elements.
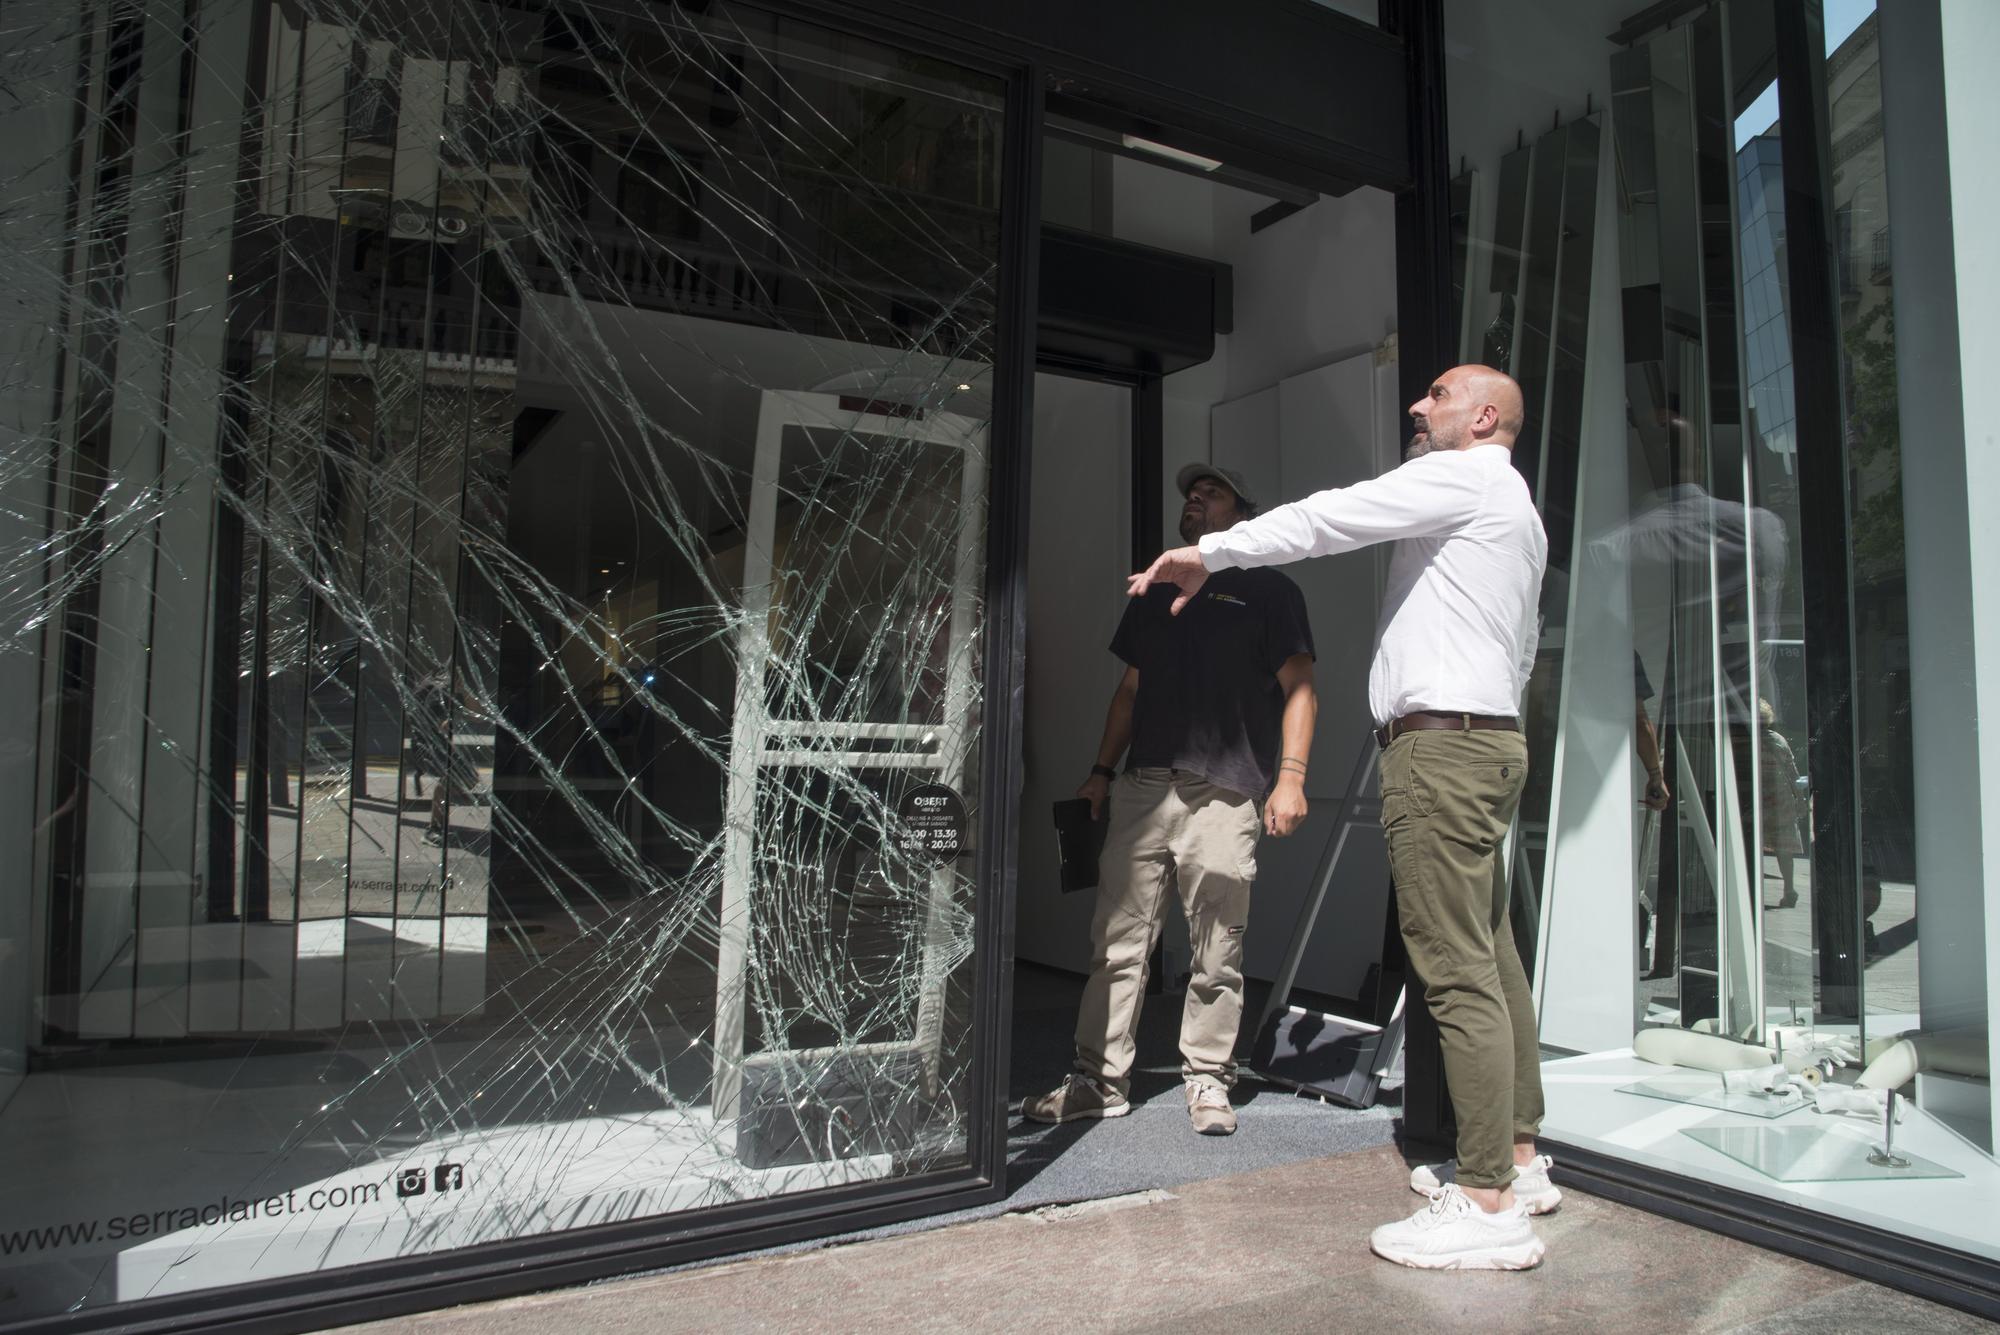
<box><xmin>1538</xmin><ymin>1050</ymin><xmax>2000</xmax><ymax>1266</ymax></box>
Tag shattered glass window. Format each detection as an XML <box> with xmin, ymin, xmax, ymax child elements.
<box><xmin>0</xmin><ymin>0</ymin><xmax>1002</xmax><ymax>1316</ymax></box>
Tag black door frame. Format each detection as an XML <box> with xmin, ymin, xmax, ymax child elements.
<box><xmin>1377</xmin><ymin>0</ymin><xmax>1458</xmax><ymax>1152</ymax></box>
<box><xmin>11</xmin><ymin>2</ymin><xmax>1427</xmax><ymax>1331</ymax></box>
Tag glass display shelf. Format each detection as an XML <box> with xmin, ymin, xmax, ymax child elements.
<box><xmin>1617</xmin><ymin>1073</ymin><xmax>1807</xmax><ymax>1120</ymax></box>
<box><xmin>1681</xmin><ymin>1124</ymin><xmax>1965</xmax><ymax>1183</ymax></box>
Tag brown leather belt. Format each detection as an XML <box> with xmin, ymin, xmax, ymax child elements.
<box><xmin>1375</xmin><ymin>711</ymin><xmax>1520</xmax><ymax>750</ymax></box>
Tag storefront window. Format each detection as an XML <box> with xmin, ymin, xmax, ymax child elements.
<box><xmin>1444</xmin><ymin>0</ymin><xmax>1992</xmax><ymax>1267</ymax></box>
<box><xmin>0</xmin><ymin>0</ymin><xmax>1004</xmax><ymax>1318</ymax></box>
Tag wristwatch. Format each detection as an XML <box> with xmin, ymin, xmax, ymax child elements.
<box><xmin>1090</xmin><ymin>764</ymin><xmax>1118</xmax><ymax>780</ymax></box>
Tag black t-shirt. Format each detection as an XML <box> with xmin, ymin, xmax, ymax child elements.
<box><xmin>1110</xmin><ymin>567</ymin><xmax>1314</xmax><ymax>801</ymax></box>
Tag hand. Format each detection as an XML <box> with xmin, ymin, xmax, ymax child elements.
<box><xmin>1126</xmin><ymin>545</ymin><xmax>1210</xmax><ymax>615</ymax></box>
<box><xmin>1643</xmin><ymin>771</ymin><xmax>1670</xmax><ymax>811</ymax></box>
<box><xmin>1076</xmin><ymin>773</ymin><xmax>1111</xmax><ymax>821</ymax></box>
<box><xmin>1265</xmin><ymin>775</ymin><xmax>1308</xmax><ymax>837</ymax></box>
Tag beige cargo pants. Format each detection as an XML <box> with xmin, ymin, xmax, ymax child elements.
<box><xmin>1073</xmin><ymin>767</ymin><xmax>1261</xmax><ymax>1094</ymax></box>
<box><xmin>1379</xmin><ymin>729</ymin><xmax>1544</xmax><ymax>1190</ymax></box>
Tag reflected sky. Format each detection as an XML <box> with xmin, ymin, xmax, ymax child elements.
<box><xmin>1732</xmin><ymin>0</ymin><xmax>1877</xmax><ymax>148</ymax></box>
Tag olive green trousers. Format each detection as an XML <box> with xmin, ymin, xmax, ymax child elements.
<box><xmin>1380</xmin><ymin>729</ymin><xmax>1544</xmax><ymax>1190</ymax></box>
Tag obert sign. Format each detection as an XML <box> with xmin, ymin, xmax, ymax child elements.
<box><xmin>894</xmin><ymin>783</ymin><xmax>967</xmax><ymax>866</ymax></box>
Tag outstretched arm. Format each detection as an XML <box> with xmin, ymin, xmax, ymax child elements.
<box><xmin>1129</xmin><ymin>456</ymin><xmax>1487</xmax><ymax>614</ymax></box>
<box><xmin>1201</xmin><ymin>460</ymin><xmax>1486</xmax><ymax>569</ymax></box>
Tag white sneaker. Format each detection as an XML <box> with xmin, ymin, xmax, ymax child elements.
<box><xmin>1409</xmin><ymin>1154</ymin><xmax>1562</xmax><ymax>1215</ymax></box>
<box><xmin>1370</xmin><ymin>1183</ymin><xmax>1546</xmax><ymax>1270</ymax></box>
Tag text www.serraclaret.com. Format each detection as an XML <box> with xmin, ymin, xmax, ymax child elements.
<box><xmin>0</xmin><ymin>1162</ymin><xmax>467</xmax><ymax>1257</ymax></box>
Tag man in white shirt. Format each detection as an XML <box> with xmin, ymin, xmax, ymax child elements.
<box><xmin>1129</xmin><ymin>364</ymin><xmax>1554</xmax><ymax>1271</ymax></box>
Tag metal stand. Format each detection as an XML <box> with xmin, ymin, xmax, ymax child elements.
<box><xmin>1247</xmin><ymin>733</ymin><xmax>1404</xmax><ymax>1108</ymax></box>
<box><xmin>1868</xmin><ymin>1091</ymin><xmax>1910</xmax><ymax>1169</ymax></box>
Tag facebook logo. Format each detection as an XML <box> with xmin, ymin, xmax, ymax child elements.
<box><xmin>433</xmin><ymin>1162</ymin><xmax>465</xmax><ymax>1192</ymax></box>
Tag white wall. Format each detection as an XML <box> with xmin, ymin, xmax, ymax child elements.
<box><xmin>1109</xmin><ymin>154</ymin><xmax>1401</xmax><ymax>551</ymax></box>
<box><xmin>1015</xmin><ymin>374</ymin><xmax>1132</xmax><ymax>973</ymax></box>
<box><xmin>1880</xmin><ymin>0</ymin><xmax>1998</xmax><ymax>1148</ymax></box>
<box><xmin>1213</xmin><ymin>350</ymin><xmax>1403</xmax><ymax>1002</ymax></box>
<box><xmin>1940</xmin><ymin>0</ymin><xmax>2000</xmax><ymax>1155</ymax></box>
<box><xmin>1532</xmin><ymin>121</ymin><xmax>1641</xmax><ymax>1053</ymax></box>
<box><xmin>1026</xmin><ymin>154</ymin><xmax>1403</xmax><ymax>1001</ymax></box>
<box><xmin>1205</xmin><ymin>192</ymin><xmax>1401</xmax><ymax>1002</ymax></box>
<box><xmin>1215</xmin><ymin>189</ymin><xmax>1399</xmax><ymax>402</ymax></box>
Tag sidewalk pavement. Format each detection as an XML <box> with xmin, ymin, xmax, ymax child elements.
<box><xmin>342</xmin><ymin>1144</ymin><xmax>1986</xmax><ymax>1334</ymax></box>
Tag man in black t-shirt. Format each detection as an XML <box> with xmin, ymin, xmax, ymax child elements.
<box><xmin>1025</xmin><ymin>464</ymin><xmax>1316</xmax><ymax>1137</ymax></box>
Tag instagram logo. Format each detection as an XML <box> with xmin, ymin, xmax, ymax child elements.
<box><xmin>393</xmin><ymin>1161</ymin><xmax>469</xmax><ymax>1199</ymax></box>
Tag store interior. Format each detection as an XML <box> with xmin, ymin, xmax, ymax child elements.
<box><xmin>1015</xmin><ymin>126</ymin><xmax>1403</xmax><ymax>1016</ymax></box>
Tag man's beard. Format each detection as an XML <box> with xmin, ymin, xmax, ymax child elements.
<box><xmin>1405</xmin><ymin>420</ymin><xmax>1462</xmax><ymax>461</ymax></box>
<box><xmin>1179</xmin><ymin>511</ymin><xmax>1202</xmax><ymax>543</ymax></box>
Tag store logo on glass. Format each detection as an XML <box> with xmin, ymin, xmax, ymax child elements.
<box><xmin>395</xmin><ymin>1162</ymin><xmax>467</xmax><ymax>1198</ymax></box>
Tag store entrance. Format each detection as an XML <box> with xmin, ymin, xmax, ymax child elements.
<box><xmin>1007</xmin><ymin>119</ymin><xmax>1407</xmax><ymax>1155</ymax></box>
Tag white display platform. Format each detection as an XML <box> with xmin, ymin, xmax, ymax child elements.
<box><xmin>1541</xmin><ymin>1050</ymin><xmax>2000</xmax><ymax>1262</ymax></box>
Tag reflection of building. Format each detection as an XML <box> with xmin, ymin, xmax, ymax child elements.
<box><xmin>260</xmin><ymin>27</ymin><xmax>533</xmax><ymax>232</ymax></box>
<box><xmin>1825</xmin><ymin>14</ymin><xmax>1916</xmax><ymax>882</ymax></box>
<box><xmin>1731</xmin><ymin>15</ymin><xmax>1912</xmax><ymax>879</ymax></box>
<box><xmin>258</xmin><ymin>12</ymin><xmax>1001</xmax><ymax>358</ymax></box>
<box><xmin>1737</xmin><ymin>129</ymin><xmax>1793</xmax><ymax>468</ymax></box>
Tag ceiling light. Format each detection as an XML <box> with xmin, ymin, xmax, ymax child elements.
<box><xmin>1120</xmin><ymin>135</ymin><xmax>1222</xmax><ymax>172</ymax></box>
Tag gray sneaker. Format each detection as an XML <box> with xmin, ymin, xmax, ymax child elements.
<box><xmin>1023</xmin><ymin>1073</ymin><xmax>1130</xmax><ymax>1124</ymax></box>
<box><xmin>1410</xmin><ymin>1154</ymin><xmax>1562</xmax><ymax>1215</ymax></box>
<box><xmin>1185</xmin><ymin>1080</ymin><xmax>1237</xmax><ymax>1135</ymax></box>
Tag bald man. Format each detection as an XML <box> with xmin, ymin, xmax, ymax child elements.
<box><xmin>1131</xmin><ymin>365</ymin><xmax>1553</xmax><ymax>1271</ymax></box>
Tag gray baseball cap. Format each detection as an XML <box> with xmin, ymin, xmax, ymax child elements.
<box><xmin>1175</xmin><ymin>462</ymin><xmax>1257</xmax><ymax>511</ymax></box>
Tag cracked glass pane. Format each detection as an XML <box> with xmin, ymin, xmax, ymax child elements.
<box><xmin>0</xmin><ymin>0</ymin><xmax>1002</xmax><ymax>1316</ymax></box>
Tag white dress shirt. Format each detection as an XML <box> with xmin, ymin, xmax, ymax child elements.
<box><xmin>1197</xmin><ymin>444</ymin><xmax>1547</xmax><ymax>727</ymax></box>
